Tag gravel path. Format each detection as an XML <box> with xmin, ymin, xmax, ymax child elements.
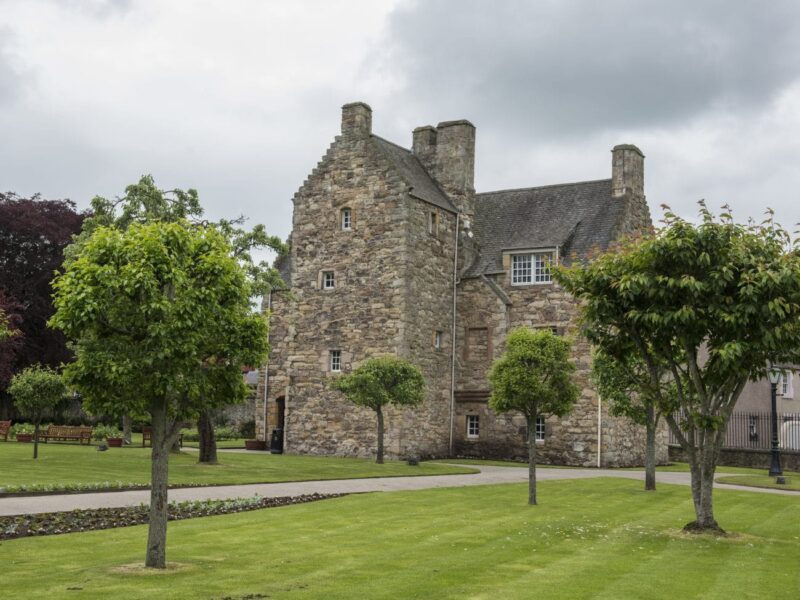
<box><xmin>0</xmin><ymin>465</ymin><xmax>795</xmax><ymax>516</ymax></box>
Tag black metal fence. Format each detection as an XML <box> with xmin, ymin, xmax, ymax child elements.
<box><xmin>668</xmin><ymin>412</ymin><xmax>800</xmax><ymax>451</ymax></box>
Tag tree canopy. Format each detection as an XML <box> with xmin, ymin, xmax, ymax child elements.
<box><xmin>331</xmin><ymin>356</ymin><xmax>425</xmax><ymax>464</ymax></box>
<box><xmin>556</xmin><ymin>204</ymin><xmax>800</xmax><ymax>531</ymax></box>
<box><xmin>488</xmin><ymin>327</ymin><xmax>579</xmax><ymax>505</ymax></box>
<box><xmin>9</xmin><ymin>365</ymin><xmax>66</xmax><ymax>459</ymax></box>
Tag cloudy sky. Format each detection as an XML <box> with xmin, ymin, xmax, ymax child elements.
<box><xmin>2</xmin><ymin>0</ymin><xmax>799</xmax><ymax>246</ymax></box>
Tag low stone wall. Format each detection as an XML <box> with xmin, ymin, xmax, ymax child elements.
<box><xmin>668</xmin><ymin>445</ymin><xmax>800</xmax><ymax>472</ymax></box>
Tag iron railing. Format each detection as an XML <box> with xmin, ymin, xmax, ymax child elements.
<box><xmin>668</xmin><ymin>411</ymin><xmax>800</xmax><ymax>450</ymax></box>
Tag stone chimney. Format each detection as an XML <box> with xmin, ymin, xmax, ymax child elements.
<box><xmin>341</xmin><ymin>101</ymin><xmax>372</xmax><ymax>139</ymax></box>
<box><xmin>611</xmin><ymin>144</ymin><xmax>644</xmax><ymax>199</ymax></box>
<box><xmin>412</xmin><ymin>119</ymin><xmax>476</xmax><ymax>216</ymax></box>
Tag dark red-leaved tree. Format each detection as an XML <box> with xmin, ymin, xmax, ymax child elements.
<box><xmin>0</xmin><ymin>193</ymin><xmax>85</xmax><ymax>417</ymax></box>
<box><xmin>0</xmin><ymin>290</ymin><xmax>24</xmax><ymax>391</ymax></box>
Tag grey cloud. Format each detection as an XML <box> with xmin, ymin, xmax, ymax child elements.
<box><xmin>375</xmin><ymin>0</ymin><xmax>800</xmax><ymax>139</ymax></box>
<box><xmin>0</xmin><ymin>28</ymin><xmax>31</xmax><ymax>106</ymax></box>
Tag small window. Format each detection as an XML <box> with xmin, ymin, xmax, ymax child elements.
<box><xmin>428</xmin><ymin>211</ymin><xmax>438</xmax><ymax>235</ymax></box>
<box><xmin>434</xmin><ymin>331</ymin><xmax>442</xmax><ymax>350</ymax></box>
<box><xmin>330</xmin><ymin>350</ymin><xmax>341</xmax><ymax>372</ymax></box>
<box><xmin>511</xmin><ymin>252</ymin><xmax>554</xmax><ymax>285</ymax></box>
<box><xmin>466</xmin><ymin>414</ymin><xmax>479</xmax><ymax>438</ymax></box>
<box><xmin>341</xmin><ymin>208</ymin><xmax>352</xmax><ymax>231</ymax></box>
<box><xmin>780</xmin><ymin>371</ymin><xmax>793</xmax><ymax>398</ymax></box>
<box><xmin>535</xmin><ymin>415</ymin><xmax>546</xmax><ymax>441</ymax></box>
<box><xmin>322</xmin><ymin>271</ymin><xmax>335</xmax><ymax>289</ymax></box>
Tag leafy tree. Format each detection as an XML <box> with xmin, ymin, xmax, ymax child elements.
<box><xmin>0</xmin><ymin>193</ymin><xmax>84</xmax><ymax>416</ymax></box>
<box><xmin>488</xmin><ymin>328</ymin><xmax>579</xmax><ymax>505</ymax></box>
<box><xmin>8</xmin><ymin>366</ymin><xmax>66</xmax><ymax>459</ymax></box>
<box><xmin>50</xmin><ymin>221</ymin><xmax>269</xmax><ymax>568</ymax></box>
<box><xmin>0</xmin><ymin>292</ymin><xmax>23</xmax><ymax>392</ymax></box>
<box><xmin>330</xmin><ymin>356</ymin><xmax>425</xmax><ymax>464</ymax></box>
<box><xmin>66</xmin><ymin>175</ymin><xmax>285</xmax><ymax>462</ymax></box>
<box><xmin>556</xmin><ymin>204</ymin><xmax>800</xmax><ymax>533</ymax></box>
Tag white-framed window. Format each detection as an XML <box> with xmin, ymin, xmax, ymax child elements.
<box><xmin>322</xmin><ymin>271</ymin><xmax>335</xmax><ymax>289</ymax></box>
<box><xmin>780</xmin><ymin>371</ymin><xmax>794</xmax><ymax>398</ymax></box>
<box><xmin>434</xmin><ymin>331</ymin><xmax>442</xmax><ymax>350</ymax></box>
<box><xmin>329</xmin><ymin>350</ymin><xmax>341</xmax><ymax>372</ymax></box>
<box><xmin>428</xmin><ymin>211</ymin><xmax>438</xmax><ymax>235</ymax></box>
<box><xmin>511</xmin><ymin>252</ymin><xmax>554</xmax><ymax>285</ymax></box>
<box><xmin>341</xmin><ymin>208</ymin><xmax>352</xmax><ymax>231</ymax></box>
<box><xmin>535</xmin><ymin>415</ymin><xmax>546</xmax><ymax>441</ymax></box>
<box><xmin>466</xmin><ymin>414</ymin><xmax>479</xmax><ymax>438</ymax></box>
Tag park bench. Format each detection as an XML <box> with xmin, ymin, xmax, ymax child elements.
<box><xmin>142</xmin><ymin>426</ymin><xmax>184</xmax><ymax>448</ymax></box>
<box><xmin>0</xmin><ymin>420</ymin><xmax>10</xmax><ymax>441</ymax></box>
<box><xmin>39</xmin><ymin>425</ymin><xmax>93</xmax><ymax>445</ymax></box>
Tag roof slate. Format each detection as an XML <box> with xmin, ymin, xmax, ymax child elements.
<box><xmin>371</xmin><ymin>136</ymin><xmax>456</xmax><ymax>212</ymax></box>
<box><xmin>463</xmin><ymin>179</ymin><xmax>622</xmax><ymax>277</ymax></box>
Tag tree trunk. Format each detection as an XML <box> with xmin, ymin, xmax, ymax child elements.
<box><xmin>375</xmin><ymin>405</ymin><xmax>384</xmax><ymax>464</ymax></box>
<box><xmin>644</xmin><ymin>406</ymin><xmax>656</xmax><ymax>491</ymax></box>
<box><xmin>527</xmin><ymin>414</ymin><xmax>538</xmax><ymax>505</ymax></box>
<box><xmin>33</xmin><ymin>420</ymin><xmax>40</xmax><ymax>460</ymax></box>
<box><xmin>684</xmin><ymin>435</ymin><xmax>724</xmax><ymax>533</ymax></box>
<box><xmin>197</xmin><ymin>410</ymin><xmax>218</xmax><ymax>464</ymax></box>
<box><xmin>145</xmin><ymin>399</ymin><xmax>170</xmax><ymax>568</ymax></box>
<box><xmin>122</xmin><ymin>414</ymin><xmax>132</xmax><ymax>445</ymax></box>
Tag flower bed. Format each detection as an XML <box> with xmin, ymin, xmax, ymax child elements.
<box><xmin>0</xmin><ymin>493</ymin><xmax>342</xmax><ymax>540</ymax></box>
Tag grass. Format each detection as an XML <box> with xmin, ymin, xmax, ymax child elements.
<box><xmin>0</xmin><ymin>442</ymin><xmax>475</xmax><ymax>491</ymax></box>
<box><xmin>1</xmin><ymin>478</ymin><xmax>798</xmax><ymax>598</ymax></box>
<box><xmin>716</xmin><ymin>474</ymin><xmax>800</xmax><ymax>491</ymax></box>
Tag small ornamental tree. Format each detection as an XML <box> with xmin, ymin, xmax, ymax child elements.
<box><xmin>8</xmin><ymin>366</ymin><xmax>66</xmax><ymax>459</ymax></box>
<box><xmin>556</xmin><ymin>204</ymin><xmax>800</xmax><ymax>533</ymax></box>
<box><xmin>50</xmin><ymin>221</ymin><xmax>269</xmax><ymax>568</ymax></box>
<box><xmin>488</xmin><ymin>328</ymin><xmax>579</xmax><ymax>505</ymax></box>
<box><xmin>330</xmin><ymin>356</ymin><xmax>425</xmax><ymax>464</ymax></box>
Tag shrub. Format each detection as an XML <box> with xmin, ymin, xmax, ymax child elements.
<box><xmin>91</xmin><ymin>424</ymin><xmax>123</xmax><ymax>441</ymax></box>
<box><xmin>10</xmin><ymin>422</ymin><xmax>35</xmax><ymax>436</ymax></box>
<box><xmin>181</xmin><ymin>425</ymin><xmax>241</xmax><ymax>442</ymax></box>
<box><xmin>239</xmin><ymin>419</ymin><xmax>256</xmax><ymax>439</ymax></box>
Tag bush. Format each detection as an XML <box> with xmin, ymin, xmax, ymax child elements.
<box><xmin>91</xmin><ymin>424</ymin><xmax>123</xmax><ymax>441</ymax></box>
<box><xmin>239</xmin><ymin>419</ymin><xmax>256</xmax><ymax>439</ymax></box>
<box><xmin>181</xmin><ymin>425</ymin><xmax>241</xmax><ymax>442</ymax></box>
<box><xmin>10</xmin><ymin>422</ymin><xmax>35</xmax><ymax>436</ymax></box>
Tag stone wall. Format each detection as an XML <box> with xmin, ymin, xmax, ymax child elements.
<box><xmin>669</xmin><ymin>445</ymin><xmax>800</xmax><ymax>472</ymax></box>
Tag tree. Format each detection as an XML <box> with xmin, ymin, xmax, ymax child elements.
<box><xmin>556</xmin><ymin>204</ymin><xmax>800</xmax><ymax>532</ymax></box>
<box><xmin>50</xmin><ymin>221</ymin><xmax>269</xmax><ymax>568</ymax></box>
<box><xmin>0</xmin><ymin>293</ymin><xmax>23</xmax><ymax>389</ymax></box>
<box><xmin>67</xmin><ymin>175</ymin><xmax>285</xmax><ymax>463</ymax></box>
<box><xmin>0</xmin><ymin>193</ymin><xmax>84</xmax><ymax>417</ymax></box>
<box><xmin>488</xmin><ymin>328</ymin><xmax>579</xmax><ymax>505</ymax></box>
<box><xmin>330</xmin><ymin>356</ymin><xmax>425</xmax><ymax>464</ymax></box>
<box><xmin>8</xmin><ymin>366</ymin><xmax>66</xmax><ymax>459</ymax></box>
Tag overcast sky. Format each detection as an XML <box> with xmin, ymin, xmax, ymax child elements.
<box><xmin>2</xmin><ymin>0</ymin><xmax>799</xmax><ymax>248</ymax></box>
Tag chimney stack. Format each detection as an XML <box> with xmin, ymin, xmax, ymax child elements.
<box><xmin>341</xmin><ymin>101</ymin><xmax>372</xmax><ymax>139</ymax></box>
<box><xmin>412</xmin><ymin>126</ymin><xmax>437</xmax><ymax>172</ymax></box>
<box><xmin>611</xmin><ymin>144</ymin><xmax>644</xmax><ymax>199</ymax></box>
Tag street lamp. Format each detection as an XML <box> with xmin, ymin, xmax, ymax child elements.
<box><xmin>767</xmin><ymin>364</ymin><xmax>783</xmax><ymax>477</ymax></box>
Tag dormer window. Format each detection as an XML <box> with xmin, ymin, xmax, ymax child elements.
<box><xmin>511</xmin><ymin>251</ymin><xmax>554</xmax><ymax>285</ymax></box>
<box><xmin>428</xmin><ymin>211</ymin><xmax>438</xmax><ymax>235</ymax></box>
<box><xmin>341</xmin><ymin>208</ymin><xmax>352</xmax><ymax>231</ymax></box>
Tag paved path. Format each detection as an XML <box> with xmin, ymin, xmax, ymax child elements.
<box><xmin>0</xmin><ymin>465</ymin><xmax>796</xmax><ymax>517</ymax></box>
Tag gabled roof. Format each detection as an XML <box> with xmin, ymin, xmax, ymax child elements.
<box><xmin>371</xmin><ymin>136</ymin><xmax>456</xmax><ymax>212</ymax></box>
<box><xmin>463</xmin><ymin>179</ymin><xmax>623</xmax><ymax>277</ymax></box>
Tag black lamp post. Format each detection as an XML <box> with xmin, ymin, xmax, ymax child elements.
<box><xmin>767</xmin><ymin>365</ymin><xmax>783</xmax><ymax>477</ymax></box>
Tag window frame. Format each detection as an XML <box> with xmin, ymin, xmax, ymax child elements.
<box><xmin>428</xmin><ymin>211</ymin><xmax>438</xmax><ymax>235</ymax></box>
<box><xmin>510</xmin><ymin>249</ymin><xmax>556</xmax><ymax>286</ymax></box>
<box><xmin>780</xmin><ymin>371</ymin><xmax>794</xmax><ymax>398</ymax></box>
<box><xmin>329</xmin><ymin>350</ymin><xmax>342</xmax><ymax>373</ymax></box>
<box><xmin>535</xmin><ymin>415</ymin><xmax>546</xmax><ymax>442</ymax></box>
<box><xmin>466</xmin><ymin>414</ymin><xmax>480</xmax><ymax>439</ymax></box>
<box><xmin>322</xmin><ymin>270</ymin><xmax>335</xmax><ymax>290</ymax></box>
<box><xmin>434</xmin><ymin>330</ymin><xmax>443</xmax><ymax>350</ymax></box>
<box><xmin>341</xmin><ymin>208</ymin><xmax>352</xmax><ymax>231</ymax></box>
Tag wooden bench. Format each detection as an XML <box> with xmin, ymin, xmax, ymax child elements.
<box><xmin>0</xmin><ymin>420</ymin><xmax>10</xmax><ymax>441</ymax></box>
<box><xmin>142</xmin><ymin>426</ymin><xmax>183</xmax><ymax>448</ymax></box>
<box><xmin>39</xmin><ymin>425</ymin><xmax>93</xmax><ymax>445</ymax></box>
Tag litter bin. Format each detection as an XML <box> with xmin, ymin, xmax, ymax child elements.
<box><xmin>270</xmin><ymin>428</ymin><xmax>284</xmax><ymax>454</ymax></box>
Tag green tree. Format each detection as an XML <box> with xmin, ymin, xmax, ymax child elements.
<box><xmin>330</xmin><ymin>356</ymin><xmax>425</xmax><ymax>464</ymax></box>
<box><xmin>488</xmin><ymin>328</ymin><xmax>579</xmax><ymax>505</ymax></box>
<box><xmin>0</xmin><ymin>309</ymin><xmax>13</xmax><ymax>340</ymax></box>
<box><xmin>8</xmin><ymin>366</ymin><xmax>66</xmax><ymax>459</ymax></box>
<box><xmin>66</xmin><ymin>175</ymin><xmax>285</xmax><ymax>463</ymax></box>
<box><xmin>50</xmin><ymin>221</ymin><xmax>269</xmax><ymax>568</ymax></box>
<box><xmin>557</xmin><ymin>204</ymin><xmax>800</xmax><ymax>532</ymax></box>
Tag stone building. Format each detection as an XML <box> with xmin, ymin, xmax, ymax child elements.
<box><xmin>255</xmin><ymin>101</ymin><xmax>668</xmax><ymax>467</ymax></box>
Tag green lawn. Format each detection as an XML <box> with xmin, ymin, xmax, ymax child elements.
<box><xmin>716</xmin><ymin>474</ymin><xmax>800</xmax><ymax>491</ymax></box>
<box><xmin>0</xmin><ymin>442</ymin><xmax>475</xmax><ymax>491</ymax></box>
<box><xmin>1</xmin><ymin>479</ymin><xmax>798</xmax><ymax>598</ymax></box>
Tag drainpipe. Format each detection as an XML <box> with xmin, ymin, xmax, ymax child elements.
<box><xmin>262</xmin><ymin>290</ymin><xmax>272</xmax><ymax>442</ymax></box>
<box><xmin>449</xmin><ymin>213</ymin><xmax>461</xmax><ymax>455</ymax></box>
<box><xmin>597</xmin><ymin>395</ymin><xmax>602</xmax><ymax>468</ymax></box>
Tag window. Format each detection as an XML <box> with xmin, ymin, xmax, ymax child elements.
<box><xmin>428</xmin><ymin>211</ymin><xmax>438</xmax><ymax>235</ymax></box>
<box><xmin>511</xmin><ymin>252</ymin><xmax>554</xmax><ymax>285</ymax></box>
<box><xmin>341</xmin><ymin>208</ymin><xmax>352</xmax><ymax>231</ymax></box>
<box><xmin>434</xmin><ymin>331</ymin><xmax>442</xmax><ymax>350</ymax></box>
<box><xmin>329</xmin><ymin>350</ymin><xmax>341</xmax><ymax>372</ymax></box>
<box><xmin>466</xmin><ymin>414</ymin><xmax>479</xmax><ymax>438</ymax></box>
<box><xmin>322</xmin><ymin>271</ymin><xmax>335</xmax><ymax>289</ymax></box>
<box><xmin>535</xmin><ymin>415</ymin><xmax>546</xmax><ymax>441</ymax></box>
<box><xmin>780</xmin><ymin>371</ymin><xmax>793</xmax><ymax>398</ymax></box>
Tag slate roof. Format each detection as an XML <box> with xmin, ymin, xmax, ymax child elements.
<box><xmin>371</xmin><ymin>136</ymin><xmax>456</xmax><ymax>212</ymax></box>
<box><xmin>463</xmin><ymin>179</ymin><xmax>623</xmax><ymax>277</ymax></box>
